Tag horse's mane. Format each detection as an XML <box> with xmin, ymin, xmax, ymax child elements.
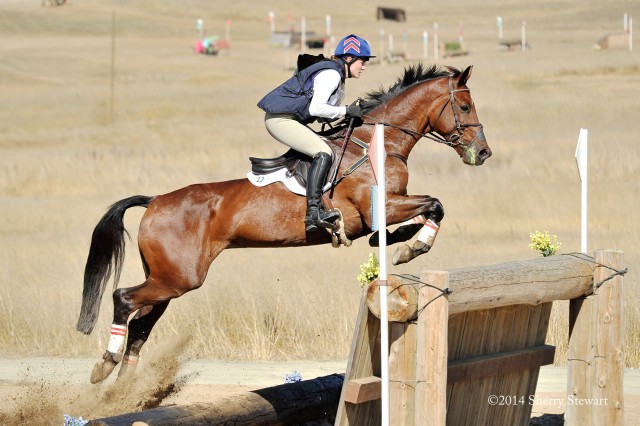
<box><xmin>361</xmin><ymin>64</ymin><xmax>461</xmax><ymax>113</ymax></box>
<box><xmin>320</xmin><ymin>64</ymin><xmax>461</xmax><ymax>140</ymax></box>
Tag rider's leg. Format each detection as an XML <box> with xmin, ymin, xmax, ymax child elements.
<box><xmin>304</xmin><ymin>152</ymin><xmax>337</xmax><ymax>232</ymax></box>
<box><xmin>264</xmin><ymin>113</ymin><xmax>339</xmax><ymax>231</ymax></box>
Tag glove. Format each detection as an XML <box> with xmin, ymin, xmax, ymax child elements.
<box><xmin>346</xmin><ymin>101</ymin><xmax>363</xmax><ymax>119</ymax></box>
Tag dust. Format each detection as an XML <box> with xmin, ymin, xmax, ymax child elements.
<box><xmin>0</xmin><ymin>335</ymin><xmax>193</xmax><ymax>425</ymax></box>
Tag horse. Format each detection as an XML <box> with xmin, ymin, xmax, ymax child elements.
<box><xmin>77</xmin><ymin>64</ymin><xmax>492</xmax><ymax>383</ymax></box>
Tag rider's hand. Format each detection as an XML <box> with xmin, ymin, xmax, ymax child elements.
<box><xmin>346</xmin><ymin>100</ymin><xmax>363</xmax><ymax>119</ymax></box>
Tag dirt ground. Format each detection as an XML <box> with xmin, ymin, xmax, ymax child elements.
<box><xmin>1</xmin><ymin>358</ymin><xmax>639</xmax><ymax>424</ymax></box>
<box><xmin>1</xmin><ymin>0</ymin><xmax>639</xmax><ymax>424</ymax></box>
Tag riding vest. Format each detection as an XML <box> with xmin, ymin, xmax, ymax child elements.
<box><xmin>257</xmin><ymin>59</ymin><xmax>346</xmax><ymax>124</ymax></box>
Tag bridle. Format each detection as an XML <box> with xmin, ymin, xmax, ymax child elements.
<box><xmin>363</xmin><ymin>75</ymin><xmax>483</xmax><ymax>150</ymax></box>
<box><xmin>328</xmin><ymin>75</ymin><xmax>485</xmax><ymax>191</ymax></box>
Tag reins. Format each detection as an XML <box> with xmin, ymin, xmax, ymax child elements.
<box><xmin>328</xmin><ymin>75</ymin><xmax>484</xmax><ymax>195</ymax></box>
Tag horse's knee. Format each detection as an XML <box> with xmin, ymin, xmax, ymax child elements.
<box><xmin>112</xmin><ymin>288</ymin><xmax>135</xmax><ymax>323</ymax></box>
<box><xmin>429</xmin><ymin>198</ymin><xmax>444</xmax><ymax>222</ymax></box>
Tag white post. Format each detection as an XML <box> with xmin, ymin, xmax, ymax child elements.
<box><xmin>624</xmin><ymin>13</ymin><xmax>628</xmax><ymax>32</ymax></box>
<box><xmin>575</xmin><ymin>128</ymin><xmax>588</xmax><ymax>253</ymax></box>
<box><xmin>423</xmin><ymin>31</ymin><xmax>429</xmax><ymax>59</ymax></box>
<box><xmin>402</xmin><ymin>30</ymin><xmax>408</xmax><ymax>58</ymax></box>
<box><xmin>630</xmin><ymin>16</ymin><xmax>633</xmax><ymax>51</ymax></box>
<box><xmin>433</xmin><ymin>22</ymin><xmax>439</xmax><ymax>60</ymax></box>
<box><xmin>325</xmin><ymin>15</ymin><xmax>331</xmax><ymax>37</ymax></box>
<box><xmin>375</xmin><ymin>123</ymin><xmax>389</xmax><ymax>426</ymax></box>
<box><xmin>379</xmin><ymin>29</ymin><xmax>385</xmax><ymax>63</ymax></box>
<box><xmin>268</xmin><ymin>12</ymin><xmax>275</xmax><ymax>33</ymax></box>
<box><xmin>197</xmin><ymin>18</ymin><xmax>204</xmax><ymax>40</ymax></box>
<box><xmin>496</xmin><ymin>16</ymin><xmax>503</xmax><ymax>40</ymax></box>
<box><xmin>521</xmin><ymin>19</ymin><xmax>527</xmax><ymax>52</ymax></box>
<box><xmin>459</xmin><ymin>21</ymin><xmax>464</xmax><ymax>43</ymax></box>
<box><xmin>388</xmin><ymin>32</ymin><xmax>394</xmax><ymax>54</ymax></box>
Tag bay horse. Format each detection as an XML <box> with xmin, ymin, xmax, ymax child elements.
<box><xmin>77</xmin><ymin>64</ymin><xmax>491</xmax><ymax>383</ymax></box>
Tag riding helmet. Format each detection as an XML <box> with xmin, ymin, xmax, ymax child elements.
<box><xmin>334</xmin><ymin>34</ymin><xmax>375</xmax><ymax>59</ymax></box>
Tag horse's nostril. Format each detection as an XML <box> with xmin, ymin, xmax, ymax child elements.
<box><xmin>479</xmin><ymin>148</ymin><xmax>492</xmax><ymax>160</ymax></box>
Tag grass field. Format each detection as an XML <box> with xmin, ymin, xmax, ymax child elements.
<box><xmin>1</xmin><ymin>0</ymin><xmax>639</xmax><ymax>371</ymax></box>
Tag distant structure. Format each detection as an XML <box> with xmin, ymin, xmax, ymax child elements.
<box><xmin>377</xmin><ymin>7</ymin><xmax>406</xmax><ymax>22</ymax></box>
<box><xmin>595</xmin><ymin>32</ymin><xmax>630</xmax><ymax>50</ymax></box>
<box><xmin>42</xmin><ymin>0</ymin><xmax>66</xmax><ymax>6</ymax></box>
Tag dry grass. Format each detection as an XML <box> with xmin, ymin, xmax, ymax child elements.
<box><xmin>1</xmin><ymin>0</ymin><xmax>639</xmax><ymax>368</ymax></box>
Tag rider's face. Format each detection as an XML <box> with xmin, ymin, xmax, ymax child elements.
<box><xmin>349</xmin><ymin>58</ymin><xmax>367</xmax><ymax>78</ymax></box>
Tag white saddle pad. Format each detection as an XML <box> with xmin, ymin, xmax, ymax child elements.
<box><xmin>247</xmin><ymin>168</ymin><xmax>331</xmax><ymax>196</ymax></box>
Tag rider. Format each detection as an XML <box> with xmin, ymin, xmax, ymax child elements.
<box><xmin>257</xmin><ymin>34</ymin><xmax>375</xmax><ymax>233</ymax></box>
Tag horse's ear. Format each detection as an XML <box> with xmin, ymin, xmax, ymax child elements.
<box><xmin>459</xmin><ymin>65</ymin><xmax>473</xmax><ymax>86</ymax></box>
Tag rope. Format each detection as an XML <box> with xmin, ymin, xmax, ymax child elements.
<box><xmin>388</xmin><ymin>273</ymin><xmax>452</xmax><ymax>318</ymax></box>
<box><xmin>561</xmin><ymin>252</ymin><xmax>627</xmax><ymax>295</ymax></box>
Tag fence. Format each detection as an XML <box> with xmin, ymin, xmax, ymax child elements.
<box><xmin>335</xmin><ymin>249</ymin><xmax>625</xmax><ymax>425</ymax></box>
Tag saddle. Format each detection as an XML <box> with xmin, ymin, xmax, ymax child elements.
<box><xmin>248</xmin><ymin>122</ymin><xmax>350</xmax><ymax>191</ymax></box>
<box><xmin>249</xmin><ymin>149</ymin><xmax>313</xmax><ymax>188</ymax></box>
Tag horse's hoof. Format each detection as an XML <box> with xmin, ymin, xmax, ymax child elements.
<box><xmin>90</xmin><ymin>354</ymin><xmax>118</xmax><ymax>384</ymax></box>
<box><xmin>116</xmin><ymin>356</ymin><xmax>139</xmax><ymax>383</ymax></box>
<box><xmin>369</xmin><ymin>231</ymin><xmax>380</xmax><ymax>247</ymax></box>
<box><xmin>392</xmin><ymin>244</ymin><xmax>414</xmax><ymax>265</ymax></box>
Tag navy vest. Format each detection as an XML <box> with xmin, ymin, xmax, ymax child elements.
<box><xmin>257</xmin><ymin>60</ymin><xmax>345</xmax><ymax>124</ymax></box>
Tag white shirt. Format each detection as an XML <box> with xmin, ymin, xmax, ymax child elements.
<box><xmin>308</xmin><ymin>69</ymin><xmax>347</xmax><ymax>120</ymax></box>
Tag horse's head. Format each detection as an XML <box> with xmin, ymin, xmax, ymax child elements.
<box><xmin>359</xmin><ymin>64</ymin><xmax>491</xmax><ymax>166</ymax></box>
<box><xmin>429</xmin><ymin>66</ymin><xmax>492</xmax><ymax>166</ymax></box>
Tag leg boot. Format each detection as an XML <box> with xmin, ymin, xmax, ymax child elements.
<box><xmin>304</xmin><ymin>152</ymin><xmax>340</xmax><ymax>232</ymax></box>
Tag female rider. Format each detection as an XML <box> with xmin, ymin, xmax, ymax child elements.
<box><xmin>257</xmin><ymin>34</ymin><xmax>375</xmax><ymax>232</ymax></box>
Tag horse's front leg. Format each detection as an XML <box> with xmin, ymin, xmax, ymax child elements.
<box><xmin>369</xmin><ymin>194</ymin><xmax>444</xmax><ymax>265</ymax></box>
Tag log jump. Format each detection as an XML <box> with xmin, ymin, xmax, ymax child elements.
<box><xmin>336</xmin><ymin>249</ymin><xmax>625</xmax><ymax>426</ymax></box>
<box><xmin>88</xmin><ymin>374</ymin><xmax>343</xmax><ymax>425</ymax></box>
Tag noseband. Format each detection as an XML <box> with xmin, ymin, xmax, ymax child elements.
<box><xmin>365</xmin><ymin>76</ymin><xmax>483</xmax><ymax>149</ymax></box>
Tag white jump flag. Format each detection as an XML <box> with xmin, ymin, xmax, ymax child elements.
<box><xmin>575</xmin><ymin>128</ymin><xmax>588</xmax><ymax>253</ymax></box>
<box><xmin>369</xmin><ymin>123</ymin><xmax>389</xmax><ymax>426</ymax></box>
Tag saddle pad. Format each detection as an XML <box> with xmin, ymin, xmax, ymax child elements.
<box><xmin>246</xmin><ymin>168</ymin><xmax>332</xmax><ymax>196</ymax></box>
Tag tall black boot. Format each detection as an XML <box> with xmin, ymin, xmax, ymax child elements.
<box><xmin>304</xmin><ymin>152</ymin><xmax>340</xmax><ymax>232</ymax></box>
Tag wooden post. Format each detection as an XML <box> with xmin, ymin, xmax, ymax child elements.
<box><xmin>415</xmin><ymin>270</ymin><xmax>448</xmax><ymax>425</ymax></box>
<box><xmin>567</xmin><ymin>295</ymin><xmax>595</xmax><ymax>425</ymax></box>
<box><xmin>110</xmin><ymin>10</ymin><xmax>116</xmax><ymax>122</ymax></box>
<box><xmin>593</xmin><ymin>249</ymin><xmax>624</xmax><ymax>425</ymax></box>
<box><xmin>389</xmin><ymin>321</ymin><xmax>417</xmax><ymax>424</ymax></box>
<box><xmin>567</xmin><ymin>249</ymin><xmax>624</xmax><ymax>426</ymax></box>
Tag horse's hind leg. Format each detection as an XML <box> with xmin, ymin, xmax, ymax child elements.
<box><xmin>90</xmin><ymin>281</ymin><xmax>174</xmax><ymax>384</ymax></box>
<box><xmin>116</xmin><ymin>300</ymin><xmax>170</xmax><ymax>381</ymax></box>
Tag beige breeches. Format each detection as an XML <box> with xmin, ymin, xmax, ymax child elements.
<box><xmin>264</xmin><ymin>113</ymin><xmax>332</xmax><ymax>157</ymax></box>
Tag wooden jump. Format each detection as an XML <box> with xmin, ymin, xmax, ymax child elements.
<box><xmin>336</xmin><ymin>250</ymin><xmax>625</xmax><ymax>426</ymax></box>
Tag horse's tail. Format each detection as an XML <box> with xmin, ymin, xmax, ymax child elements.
<box><xmin>77</xmin><ymin>195</ymin><xmax>154</xmax><ymax>335</ymax></box>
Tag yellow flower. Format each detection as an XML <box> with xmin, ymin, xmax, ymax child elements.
<box><xmin>357</xmin><ymin>252</ymin><xmax>380</xmax><ymax>287</ymax></box>
<box><xmin>529</xmin><ymin>230</ymin><xmax>562</xmax><ymax>257</ymax></box>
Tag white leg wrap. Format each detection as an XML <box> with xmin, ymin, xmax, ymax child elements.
<box><xmin>107</xmin><ymin>324</ymin><xmax>127</xmax><ymax>354</ymax></box>
<box><xmin>417</xmin><ymin>219</ymin><xmax>439</xmax><ymax>246</ymax></box>
<box><xmin>400</xmin><ymin>214</ymin><xmax>426</xmax><ymax>226</ymax></box>
<box><xmin>124</xmin><ymin>355</ymin><xmax>139</xmax><ymax>365</ymax></box>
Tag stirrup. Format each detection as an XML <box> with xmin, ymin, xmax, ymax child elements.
<box><xmin>305</xmin><ymin>207</ymin><xmax>337</xmax><ymax>233</ymax></box>
<box><xmin>320</xmin><ymin>207</ymin><xmax>340</xmax><ymax>224</ymax></box>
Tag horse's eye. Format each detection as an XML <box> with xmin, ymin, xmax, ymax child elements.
<box><xmin>460</xmin><ymin>105</ymin><xmax>470</xmax><ymax>113</ymax></box>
